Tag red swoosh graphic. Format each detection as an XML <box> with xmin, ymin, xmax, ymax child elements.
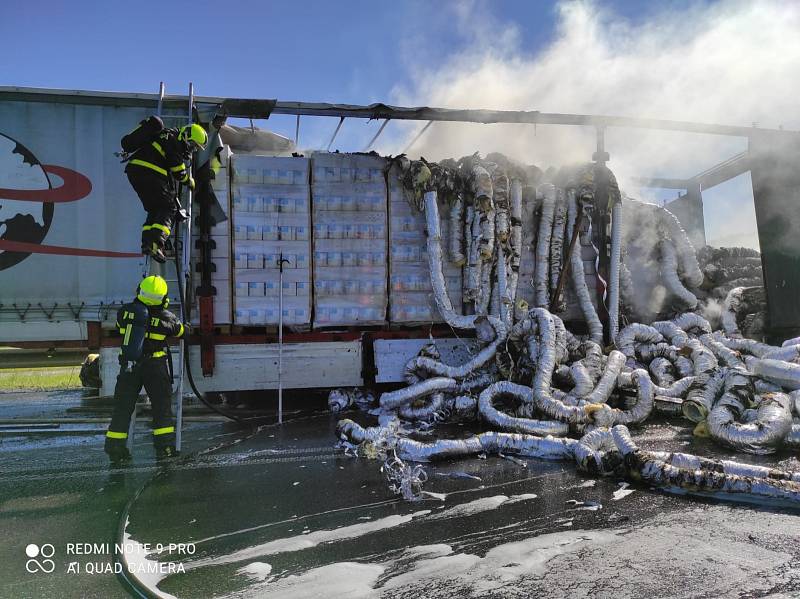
<box><xmin>0</xmin><ymin>239</ymin><xmax>140</xmax><ymax>258</ymax></box>
<box><xmin>0</xmin><ymin>164</ymin><xmax>93</xmax><ymax>202</ymax></box>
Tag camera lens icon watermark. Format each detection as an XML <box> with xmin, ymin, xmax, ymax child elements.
<box><xmin>25</xmin><ymin>543</ymin><xmax>55</xmax><ymax>573</ymax></box>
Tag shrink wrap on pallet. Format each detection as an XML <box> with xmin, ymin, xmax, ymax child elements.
<box><xmin>311</xmin><ymin>153</ymin><xmax>388</xmax><ymax>327</ymax></box>
<box><xmin>231</xmin><ymin>155</ymin><xmax>311</xmax><ymax>326</ymax></box>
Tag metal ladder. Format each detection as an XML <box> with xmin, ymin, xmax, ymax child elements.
<box><xmin>128</xmin><ymin>81</ymin><xmax>194</xmax><ymax>454</ymax></box>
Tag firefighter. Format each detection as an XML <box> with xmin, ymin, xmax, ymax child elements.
<box><xmin>125</xmin><ymin>123</ymin><xmax>208</xmax><ymax>263</ymax></box>
<box><xmin>104</xmin><ymin>275</ymin><xmax>186</xmax><ymax>464</ymax></box>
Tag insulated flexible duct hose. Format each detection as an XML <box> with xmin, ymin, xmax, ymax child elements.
<box><xmin>573</xmin><ymin>429</ymin><xmax>617</xmax><ymax>474</ymax></box>
<box><xmin>398</xmin><ymin>393</ymin><xmax>446</xmax><ymax>422</ymax></box>
<box><xmin>783</xmin><ymin>336</ymin><xmax>800</xmax><ymax>348</ymax></box>
<box><xmin>448</xmin><ymin>195</ymin><xmax>465</xmax><ymax>266</ymax></box>
<box><xmin>399</xmin><ymin>431</ymin><xmax>578</xmax><ymax>463</ymax></box>
<box><xmin>708</xmin><ymin>390</ymin><xmax>793</xmax><ymax>455</ymax></box>
<box><xmin>752</xmin><ymin>359</ymin><xmax>800</xmax><ymax>391</ymax></box>
<box><xmin>466</xmin><ymin>206</ymin><xmax>483</xmax><ymax>303</ymax></box>
<box><xmin>628</xmin><ymin>199</ymin><xmax>704</xmax><ymax>288</ymax></box>
<box><xmin>651</xmin><ymin>321</ymin><xmax>689</xmax><ymax>347</ymax></box>
<box><xmin>493</xmin><ymin>171</ymin><xmax>510</xmax><ymax>242</ymax></box>
<box><xmin>682</xmin><ymin>338</ymin><xmax>719</xmax><ymax>375</ymax></box>
<box><xmin>651</xmin><ymin>375</ymin><xmax>698</xmax><ymax>398</ymax></box>
<box><xmin>682</xmin><ymin>369</ymin><xmax>726</xmax><ymax>422</ymax></box>
<box><xmin>523</xmin><ymin>308</ymin><xmax>604</xmax><ymax>425</ymax></box>
<box><xmin>700</xmin><ymin>334</ymin><xmax>746</xmax><ymax>369</ymax></box>
<box><xmin>379</xmin><ymin>377</ymin><xmax>457</xmax><ymax>411</ymax></box>
<box><xmin>649</xmin><ymin>357</ymin><xmax>675</xmax><ymax>387</ymax></box>
<box><xmin>549</xmin><ymin>189</ymin><xmax>568</xmax><ymax>312</ymax></box>
<box><xmin>615</xmin><ymin>324</ymin><xmax>664</xmax><ymax>358</ymax></box>
<box><xmin>722</xmin><ymin>286</ymin><xmax>746</xmax><ymax>338</ymax></box>
<box><xmin>507</xmin><ymin>178</ymin><xmax>523</xmax><ymax>312</ymax></box>
<box><xmin>464</xmin><ymin>202</ymin><xmax>479</xmax><ymax>301</ymax></box>
<box><xmin>671</xmin><ymin>312</ymin><xmax>712</xmax><ymax>335</ymax></box>
<box><xmin>761</xmin><ymin>344</ymin><xmax>800</xmax><ymax>362</ymax></box>
<box><xmin>608</xmin><ymin>199</ymin><xmax>623</xmax><ymax>340</ymax></box>
<box><xmin>474</xmin><ymin>165</ymin><xmax>495</xmax><ymax>259</ymax></box>
<box><xmin>580</xmin><ymin>350</ymin><xmax>626</xmax><ymax>405</ymax></box>
<box><xmin>534</xmin><ymin>184</ymin><xmax>556</xmax><ymax>308</ymax></box>
<box><xmin>659</xmin><ymin>240</ymin><xmax>698</xmax><ymax>309</ymax></box>
<box><xmin>611</xmin><ymin>425</ymin><xmax>800</xmax><ymax>506</ymax></box>
<box><xmin>710</xmin><ymin>332</ymin><xmax>775</xmax><ymax>359</ymax></box>
<box><xmin>404</xmin><ymin>316</ymin><xmax>507</xmax><ymax>381</ymax></box>
<box><xmin>647</xmin><ymin>451</ymin><xmax>800</xmax><ymax>482</ymax></box>
<box><xmin>477</xmin><ymin>253</ymin><xmax>493</xmax><ymax>314</ymax></box>
<box><xmin>566</xmin><ymin>191</ymin><xmax>603</xmax><ymax>343</ymax></box>
<box><xmin>477</xmin><ymin>381</ymin><xmax>570</xmax><ymax>436</ymax></box>
<box><xmin>425</xmin><ymin>191</ymin><xmax>476</xmax><ymax>330</ymax></box>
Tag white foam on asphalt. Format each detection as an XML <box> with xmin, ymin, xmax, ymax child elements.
<box><xmin>240</xmin><ymin>562</ymin><xmax>384</xmax><ymax>599</ymax></box>
<box><xmin>189</xmin><ymin>511</ymin><xmax>430</xmax><ymax>568</ymax></box>
<box><xmin>228</xmin><ymin>530</ymin><xmax>618</xmax><ymax>598</ymax></box>
<box><xmin>428</xmin><ymin>495</ymin><xmax>509</xmax><ymax>519</ymax></box>
<box><xmin>122</xmin><ymin>518</ymin><xmax>179</xmax><ymax>599</ymax></box>
<box><xmin>421</xmin><ymin>491</ymin><xmax>447</xmax><ymax>501</ymax></box>
<box><xmin>237</xmin><ymin>562</ymin><xmax>273</xmax><ymax>581</ymax></box>
<box><xmin>505</xmin><ymin>493</ymin><xmax>539</xmax><ymax>503</ymax></box>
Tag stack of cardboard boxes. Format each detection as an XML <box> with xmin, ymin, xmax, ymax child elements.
<box><xmin>311</xmin><ymin>153</ymin><xmax>388</xmax><ymax>327</ymax></box>
<box><xmin>231</xmin><ymin>155</ymin><xmax>312</xmax><ymax>326</ymax></box>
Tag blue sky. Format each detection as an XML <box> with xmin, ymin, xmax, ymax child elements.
<box><xmin>1</xmin><ymin>1</ymin><xmax>697</xmax><ymax>103</ymax></box>
<box><xmin>0</xmin><ymin>0</ymin><xmax>716</xmax><ymax>153</ymax></box>
<box><xmin>1</xmin><ymin>0</ymin><xmax>764</xmax><ymax>248</ymax></box>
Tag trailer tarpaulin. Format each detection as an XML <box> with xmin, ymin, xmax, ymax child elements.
<box><xmin>0</xmin><ymin>96</ymin><xmax>156</xmax><ymax>330</ymax></box>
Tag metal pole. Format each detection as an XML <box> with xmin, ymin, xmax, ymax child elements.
<box><xmin>402</xmin><ymin>120</ymin><xmax>433</xmax><ymax>154</ymax></box>
<box><xmin>126</xmin><ymin>397</ymin><xmax>137</xmax><ymax>451</ymax></box>
<box><xmin>132</xmin><ymin>80</ymin><xmax>167</xmax><ymax>447</ymax></box>
<box><xmin>295</xmin><ymin>115</ymin><xmax>301</xmax><ymax>148</ymax></box>
<box><xmin>175</xmin><ymin>81</ymin><xmax>194</xmax><ymax>452</ymax></box>
<box><xmin>363</xmin><ymin>119</ymin><xmax>390</xmax><ymax>152</ymax></box>
<box><xmin>326</xmin><ymin>117</ymin><xmax>345</xmax><ymax>151</ymax></box>
<box><xmin>277</xmin><ymin>253</ymin><xmax>288</xmax><ymax>424</ymax></box>
<box><xmin>156</xmin><ymin>81</ymin><xmax>165</xmax><ymax>116</ymax></box>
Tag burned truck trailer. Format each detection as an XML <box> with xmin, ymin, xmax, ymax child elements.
<box><xmin>1</xmin><ymin>86</ymin><xmax>798</xmax><ymax>398</ymax></box>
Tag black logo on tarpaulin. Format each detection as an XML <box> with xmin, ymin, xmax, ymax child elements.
<box><xmin>0</xmin><ymin>132</ymin><xmax>92</xmax><ymax>270</ymax></box>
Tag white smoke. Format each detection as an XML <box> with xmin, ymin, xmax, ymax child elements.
<box><xmin>387</xmin><ymin>0</ymin><xmax>800</xmax><ymax>249</ymax></box>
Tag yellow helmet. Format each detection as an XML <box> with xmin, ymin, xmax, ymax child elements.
<box><xmin>137</xmin><ymin>275</ymin><xmax>169</xmax><ymax>306</ymax></box>
<box><xmin>179</xmin><ymin>123</ymin><xmax>207</xmax><ymax>150</ymax></box>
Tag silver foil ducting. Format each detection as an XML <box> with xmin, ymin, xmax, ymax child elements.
<box><xmin>708</xmin><ymin>392</ymin><xmax>793</xmax><ymax>455</ymax></box>
<box><xmin>478</xmin><ymin>381</ymin><xmax>570</xmax><ymax>436</ymax></box>
<box><xmin>752</xmin><ymin>359</ymin><xmax>800</xmax><ymax>391</ymax></box>
<box><xmin>611</xmin><ymin>425</ymin><xmax>800</xmax><ymax>506</ymax></box>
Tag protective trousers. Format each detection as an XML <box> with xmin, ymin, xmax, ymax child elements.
<box><xmin>104</xmin><ymin>357</ymin><xmax>176</xmax><ymax>455</ymax></box>
<box><xmin>127</xmin><ymin>169</ymin><xmax>176</xmax><ymax>254</ymax></box>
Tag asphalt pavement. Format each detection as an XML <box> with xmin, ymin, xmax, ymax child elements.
<box><xmin>1</xmin><ymin>390</ymin><xmax>799</xmax><ymax>598</ymax></box>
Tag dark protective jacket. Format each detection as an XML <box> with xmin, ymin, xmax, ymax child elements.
<box><xmin>125</xmin><ymin>128</ymin><xmax>192</xmax><ymax>184</ymax></box>
<box><xmin>116</xmin><ymin>300</ymin><xmax>185</xmax><ymax>359</ymax></box>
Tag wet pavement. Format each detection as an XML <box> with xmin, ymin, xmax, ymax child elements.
<box><xmin>1</xmin><ymin>390</ymin><xmax>800</xmax><ymax>598</ymax></box>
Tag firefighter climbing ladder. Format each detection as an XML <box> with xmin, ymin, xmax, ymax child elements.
<box><xmin>128</xmin><ymin>81</ymin><xmax>193</xmax><ymax>453</ymax></box>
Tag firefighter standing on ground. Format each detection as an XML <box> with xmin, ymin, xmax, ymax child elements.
<box><xmin>123</xmin><ymin>121</ymin><xmax>207</xmax><ymax>263</ymax></box>
<box><xmin>105</xmin><ymin>275</ymin><xmax>186</xmax><ymax>463</ymax></box>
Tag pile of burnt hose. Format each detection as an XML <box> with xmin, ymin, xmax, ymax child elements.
<box><xmin>331</xmin><ymin>157</ymin><xmax>800</xmax><ymax>508</ymax></box>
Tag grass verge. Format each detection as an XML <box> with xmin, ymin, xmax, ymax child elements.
<box><xmin>0</xmin><ymin>366</ymin><xmax>83</xmax><ymax>391</ymax></box>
